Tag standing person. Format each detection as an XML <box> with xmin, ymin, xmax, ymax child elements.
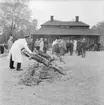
<box><xmin>34</xmin><ymin>39</ymin><xmax>40</xmax><ymax>50</ymax></box>
<box><xmin>69</xmin><ymin>40</ymin><xmax>73</xmax><ymax>55</ymax></box>
<box><xmin>59</xmin><ymin>39</ymin><xmax>63</xmax><ymax>56</ymax></box>
<box><xmin>59</xmin><ymin>38</ymin><xmax>66</xmax><ymax>56</ymax></box>
<box><xmin>63</xmin><ymin>39</ymin><xmax>67</xmax><ymax>54</ymax></box>
<box><xmin>39</xmin><ymin>38</ymin><xmax>44</xmax><ymax>52</ymax></box>
<box><xmin>52</xmin><ymin>39</ymin><xmax>58</xmax><ymax>54</ymax></box>
<box><xmin>73</xmin><ymin>39</ymin><xmax>77</xmax><ymax>53</ymax></box>
<box><xmin>96</xmin><ymin>42</ymin><xmax>101</xmax><ymax>51</ymax></box>
<box><xmin>43</xmin><ymin>38</ymin><xmax>48</xmax><ymax>53</ymax></box>
<box><xmin>8</xmin><ymin>35</ymin><xmax>13</xmax><ymax>51</ymax></box>
<box><xmin>0</xmin><ymin>44</ymin><xmax>4</xmax><ymax>54</ymax></box>
<box><xmin>80</xmin><ymin>38</ymin><xmax>87</xmax><ymax>58</ymax></box>
<box><xmin>8</xmin><ymin>35</ymin><xmax>33</xmax><ymax>70</ymax></box>
<box><xmin>66</xmin><ymin>40</ymin><xmax>70</xmax><ymax>53</ymax></box>
<box><xmin>77</xmin><ymin>39</ymin><xmax>81</xmax><ymax>56</ymax></box>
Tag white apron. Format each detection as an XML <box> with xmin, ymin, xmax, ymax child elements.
<box><xmin>8</xmin><ymin>38</ymin><xmax>32</xmax><ymax>63</ymax></box>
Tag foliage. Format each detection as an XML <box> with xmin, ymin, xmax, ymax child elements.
<box><xmin>0</xmin><ymin>0</ymin><xmax>37</xmax><ymax>43</ymax></box>
<box><xmin>91</xmin><ymin>21</ymin><xmax>104</xmax><ymax>46</ymax></box>
<box><xmin>91</xmin><ymin>21</ymin><xmax>104</xmax><ymax>35</ymax></box>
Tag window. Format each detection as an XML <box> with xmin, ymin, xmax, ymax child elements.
<box><xmin>60</xmin><ymin>25</ymin><xmax>64</xmax><ymax>28</ymax></box>
<box><xmin>66</xmin><ymin>26</ymin><xmax>70</xmax><ymax>29</ymax></box>
<box><xmin>60</xmin><ymin>25</ymin><xmax>70</xmax><ymax>29</ymax></box>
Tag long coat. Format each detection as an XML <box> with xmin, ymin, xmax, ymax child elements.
<box><xmin>73</xmin><ymin>40</ymin><xmax>77</xmax><ymax>51</ymax></box>
<box><xmin>8</xmin><ymin>38</ymin><xmax>32</xmax><ymax>63</ymax></box>
<box><xmin>43</xmin><ymin>40</ymin><xmax>48</xmax><ymax>53</ymax></box>
<box><xmin>59</xmin><ymin>40</ymin><xmax>66</xmax><ymax>55</ymax></box>
<box><xmin>39</xmin><ymin>41</ymin><xmax>44</xmax><ymax>51</ymax></box>
<box><xmin>52</xmin><ymin>40</ymin><xmax>58</xmax><ymax>54</ymax></box>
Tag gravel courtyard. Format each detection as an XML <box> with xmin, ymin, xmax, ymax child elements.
<box><xmin>0</xmin><ymin>51</ymin><xmax>104</xmax><ymax>105</ymax></box>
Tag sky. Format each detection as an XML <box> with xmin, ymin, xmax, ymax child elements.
<box><xmin>28</xmin><ymin>0</ymin><xmax>104</xmax><ymax>28</ymax></box>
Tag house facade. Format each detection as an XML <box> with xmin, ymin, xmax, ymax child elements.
<box><xmin>32</xmin><ymin>16</ymin><xmax>99</xmax><ymax>48</ymax></box>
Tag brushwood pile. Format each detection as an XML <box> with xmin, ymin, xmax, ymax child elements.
<box><xmin>19</xmin><ymin>60</ymin><xmax>72</xmax><ymax>86</ymax></box>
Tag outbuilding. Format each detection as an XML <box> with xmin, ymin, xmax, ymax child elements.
<box><xmin>32</xmin><ymin>16</ymin><xmax>99</xmax><ymax>48</ymax></box>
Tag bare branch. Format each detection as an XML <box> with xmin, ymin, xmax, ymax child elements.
<box><xmin>0</xmin><ymin>0</ymin><xmax>37</xmax><ymax>39</ymax></box>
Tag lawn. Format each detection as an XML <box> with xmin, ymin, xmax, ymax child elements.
<box><xmin>0</xmin><ymin>51</ymin><xmax>104</xmax><ymax>105</ymax></box>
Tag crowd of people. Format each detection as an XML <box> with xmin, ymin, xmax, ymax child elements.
<box><xmin>0</xmin><ymin>36</ymin><xmax>101</xmax><ymax>58</ymax></box>
<box><xmin>33</xmin><ymin>37</ymin><xmax>101</xmax><ymax>58</ymax></box>
<box><xmin>34</xmin><ymin>38</ymin><xmax>48</xmax><ymax>53</ymax></box>
<box><xmin>51</xmin><ymin>38</ymin><xmax>88</xmax><ymax>58</ymax></box>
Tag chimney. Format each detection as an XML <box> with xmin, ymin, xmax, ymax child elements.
<box><xmin>75</xmin><ymin>16</ymin><xmax>79</xmax><ymax>22</ymax></box>
<box><xmin>50</xmin><ymin>16</ymin><xmax>54</xmax><ymax>22</ymax></box>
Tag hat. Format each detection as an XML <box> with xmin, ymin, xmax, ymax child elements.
<box><xmin>24</xmin><ymin>35</ymin><xmax>30</xmax><ymax>38</ymax></box>
<box><xmin>10</xmin><ymin>36</ymin><xmax>13</xmax><ymax>40</ymax></box>
<box><xmin>40</xmin><ymin>38</ymin><xmax>43</xmax><ymax>41</ymax></box>
<box><xmin>40</xmin><ymin>38</ymin><xmax>43</xmax><ymax>40</ymax></box>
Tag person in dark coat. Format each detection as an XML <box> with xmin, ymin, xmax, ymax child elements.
<box><xmin>43</xmin><ymin>38</ymin><xmax>48</xmax><ymax>53</ymax></box>
<box><xmin>69</xmin><ymin>40</ymin><xmax>73</xmax><ymax>55</ymax></box>
<box><xmin>77</xmin><ymin>39</ymin><xmax>82</xmax><ymax>56</ymax></box>
<box><xmin>96</xmin><ymin>42</ymin><xmax>101</xmax><ymax>51</ymax></box>
<box><xmin>80</xmin><ymin>38</ymin><xmax>87</xmax><ymax>58</ymax></box>
<box><xmin>34</xmin><ymin>39</ymin><xmax>40</xmax><ymax>50</ymax></box>
<box><xmin>66</xmin><ymin>40</ymin><xmax>70</xmax><ymax>53</ymax></box>
<box><xmin>0</xmin><ymin>44</ymin><xmax>4</xmax><ymax>54</ymax></box>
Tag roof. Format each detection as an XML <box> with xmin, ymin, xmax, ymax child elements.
<box><xmin>34</xmin><ymin>27</ymin><xmax>99</xmax><ymax>36</ymax></box>
<box><xmin>42</xmin><ymin>20</ymin><xmax>90</xmax><ymax>27</ymax></box>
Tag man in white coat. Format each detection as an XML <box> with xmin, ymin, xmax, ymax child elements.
<box><xmin>73</xmin><ymin>39</ymin><xmax>77</xmax><ymax>53</ymax></box>
<box><xmin>8</xmin><ymin>35</ymin><xmax>33</xmax><ymax>71</ymax></box>
<box><xmin>39</xmin><ymin>38</ymin><xmax>44</xmax><ymax>51</ymax></box>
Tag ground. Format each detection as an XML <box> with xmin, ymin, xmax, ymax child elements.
<box><xmin>0</xmin><ymin>51</ymin><xmax>104</xmax><ymax>105</ymax></box>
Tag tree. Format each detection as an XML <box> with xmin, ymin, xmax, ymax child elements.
<box><xmin>0</xmin><ymin>0</ymin><xmax>37</xmax><ymax>42</ymax></box>
<box><xmin>24</xmin><ymin>18</ymin><xmax>38</xmax><ymax>35</ymax></box>
<box><xmin>91</xmin><ymin>21</ymin><xmax>104</xmax><ymax>35</ymax></box>
<box><xmin>91</xmin><ymin>21</ymin><xmax>104</xmax><ymax>47</ymax></box>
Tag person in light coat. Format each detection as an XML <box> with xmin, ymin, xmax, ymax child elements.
<box><xmin>39</xmin><ymin>38</ymin><xmax>44</xmax><ymax>51</ymax></box>
<box><xmin>8</xmin><ymin>35</ymin><xmax>33</xmax><ymax>71</ymax></box>
<box><xmin>73</xmin><ymin>39</ymin><xmax>77</xmax><ymax>53</ymax></box>
<box><xmin>59</xmin><ymin>39</ymin><xmax>66</xmax><ymax>56</ymax></box>
<box><xmin>8</xmin><ymin>35</ymin><xmax>13</xmax><ymax>51</ymax></box>
<box><xmin>52</xmin><ymin>39</ymin><xmax>58</xmax><ymax>54</ymax></box>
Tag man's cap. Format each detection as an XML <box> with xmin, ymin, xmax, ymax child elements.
<box><xmin>40</xmin><ymin>38</ymin><xmax>43</xmax><ymax>40</ymax></box>
<box><xmin>10</xmin><ymin>36</ymin><xmax>13</xmax><ymax>40</ymax></box>
<box><xmin>24</xmin><ymin>35</ymin><xmax>30</xmax><ymax>38</ymax></box>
